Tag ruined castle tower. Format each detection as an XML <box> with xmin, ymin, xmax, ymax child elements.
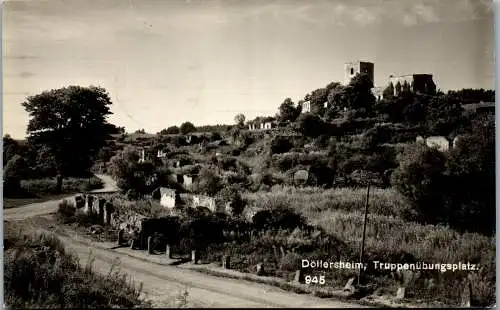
<box><xmin>387</xmin><ymin>74</ymin><xmax>436</xmax><ymax>96</ymax></box>
<box><xmin>344</xmin><ymin>61</ymin><xmax>374</xmax><ymax>85</ymax></box>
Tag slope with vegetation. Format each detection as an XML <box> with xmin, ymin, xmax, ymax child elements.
<box><xmin>5</xmin><ymin>75</ymin><xmax>495</xmax><ymax>307</ymax></box>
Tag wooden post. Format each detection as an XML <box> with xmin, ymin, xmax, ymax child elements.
<box><xmin>166</xmin><ymin>244</ymin><xmax>171</xmax><ymax>259</ymax></box>
<box><xmin>222</xmin><ymin>255</ymin><xmax>230</xmax><ymax>269</ymax></box>
<box><xmin>357</xmin><ymin>183</ymin><xmax>370</xmax><ymax>286</ymax></box>
<box><xmin>147</xmin><ymin>236</ymin><xmax>153</xmax><ymax>254</ymax></box>
<box><xmin>117</xmin><ymin>229</ymin><xmax>124</xmax><ymax>246</ymax></box>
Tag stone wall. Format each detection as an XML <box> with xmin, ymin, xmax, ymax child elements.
<box><xmin>388</xmin><ymin>74</ymin><xmax>435</xmax><ymax>95</ymax></box>
<box><xmin>192</xmin><ymin>194</ymin><xmax>217</xmax><ymax>213</ymax></box>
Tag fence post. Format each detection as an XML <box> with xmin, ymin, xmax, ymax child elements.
<box><xmin>166</xmin><ymin>244</ymin><xmax>171</xmax><ymax>259</ymax></box>
<box><xmin>147</xmin><ymin>236</ymin><xmax>153</xmax><ymax>254</ymax></box>
<box><xmin>117</xmin><ymin>229</ymin><xmax>124</xmax><ymax>246</ymax></box>
<box><xmin>357</xmin><ymin>183</ymin><xmax>370</xmax><ymax>286</ymax></box>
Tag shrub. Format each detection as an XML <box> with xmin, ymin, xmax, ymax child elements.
<box><xmin>216</xmin><ymin>185</ymin><xmax>245</xmax><ymax>217</ymax></box>
<box><xmin>391</xmin><ymin>143</ymin><xmax>447</xmax><ymax>224</ymax></box>
<box><xmin>4</xmin><ymin>155</ymin><xmax>29</xmax><ymax>197</ymax></box>
<box><xmin>270</xmin><ymin>136</ymin><xmax>294</xmax><ymax>154</ymax></box>
<box><xmin>192</xmin><ymin>167</ymin><xmax>223</xmax><ymax>196</ymax></box>
<box><xmin>57</xmin><ymin>199</ymin><xmax>76</xmax><ymax>221</ymax></box>
<box><xmin>296</xmin><ymin>113</ymin><xmax>326</xmax><ymax>137</ymax></box>
<box><xmin>252</xmin><ymin>208</ymin><xmax>306</xmax><ymax>231</ymax></box>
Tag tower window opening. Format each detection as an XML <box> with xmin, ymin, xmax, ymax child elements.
<box><xmin>350</xmin><ymin>68</ymin><xmax>354</xmax><ymax>75</ymax></box>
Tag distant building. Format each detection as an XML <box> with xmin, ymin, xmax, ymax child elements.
<box><xmin>344</xmin><ymin>61</ymin><xmax>374</xmax><ymax>86</ymax></box>
<box><xmin>387</xmin><ymin>74</ymin><xmax>436</xmax><ymax>96</ymax></box>
<box><xmin>247</xmin><ymin>118</ymin><xmax>277</xmax><ymax>130</ymax></box>
<box><xmin>260</xmin><ymin>122</ymin><xmax>275</xmax><ymax>130</ymax></box>
<box><xmin>138</xmin><ymin>148</ymin><xmax>148</xmax><ymax>163</ymax></box>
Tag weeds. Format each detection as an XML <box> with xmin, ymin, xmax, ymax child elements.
<box><xmin>4</xmin><ymin>222</ymin><xmax>145</xmax><ymax>308</ymax></box>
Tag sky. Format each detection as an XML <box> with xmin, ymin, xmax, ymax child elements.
<box><xmin>3</xmin><ymin>0</ymin><xmax>495</xmax><ymax>139</ymax></box>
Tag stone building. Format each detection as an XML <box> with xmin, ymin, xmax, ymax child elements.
<box><xmin>387</xmin><ymin>74</ymin><xmax>436</xmax><ymax>96</ymax></box>
<box><xmin>302</xmin><ymin>101</ymin><xmax>311</xmax><ymax>113</ymax></box>
<box><xmin>344</xmin><ymin>61</ymin><xmax>374</xmax><ymax>85</ymax></box>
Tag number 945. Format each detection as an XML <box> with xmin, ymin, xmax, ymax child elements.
<box><xmin>304</xmin><ymin>275</ymin><xmax>326</xmax><ymax>285</ymax></box>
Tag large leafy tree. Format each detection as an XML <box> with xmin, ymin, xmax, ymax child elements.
<box><xmin>277</xmin><ymin>98</ymin><xmax>300</xmax><ymax>123</ymax></box>
<box><xmin>180</xmin><ymin>122</ymin><xmax>196</xmax><ymax>135</ymax></box>
<box><xmin>343</xmin><ymin>73</ymin><xmax>376</xmax><ymax>116</ymax></box>
<box><xmin>21</xmin><ymin>85</ymin><xmax>114</xmax><ymax>192</ymax></box>
<box><xmin>234</xmin><ymin>113</ymin><xmax>246</xmax><ymax>128</ymax></box>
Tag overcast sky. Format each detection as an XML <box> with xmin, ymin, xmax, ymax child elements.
<box><xmin>3</xmin><ymin>0</ymin><xmax>495</xmax><ymax>138</ymax></box>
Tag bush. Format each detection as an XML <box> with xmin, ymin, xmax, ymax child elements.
<box><xmin>4</xmin><ymin>155</ymin><xmax>28</xmax><ymax>197</ymax></box>
<box><xmin>252</xmin><ymin>208</ymin><xmax>307</xmax><ymax>231</ymax></box>
<box><xmin>192</xmin><ymin>167</ymin><xmax>223</xmax><ymax>196</ymax></box>
<box><xmin>56</xmin><ymin>199</ymin><xmax>76</xmax><ymax>222</ymax></box>
<box><xmin>216</xmin><ymin>185</ymin><xmax>245</xmax><ymax>217</ymax></box>
<box><xmin>296</xmin><ymin>113</ymin><xmax>326</xmax><ymax>137</ymax></box>
<box><xmin>270</xmin><ymin>136</ymin><xmax>294</xmax><ymax>154</ymax></box>
<box><xmin>391</xmin><ymin>143</ymin><xmax>447</xmax><ymax>224</ymax></box>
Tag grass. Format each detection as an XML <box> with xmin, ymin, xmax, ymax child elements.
<box><xmin>243</xmin><ymin>185</ymin><xmax>417</xmax><ymax>220</ymax></box>
<box><xmin>242</xmin><ymin>185</ymin><xmax>495</xmax><ymax>306</ymax></box>
<box><xmin>4</xmin><ymin>177</ymin><xmax>104</xmax><ymax>209</ymax></box>
<box><xmin>4</xmin><ymin>221</ymin><xmax>149</xmax><ymax>309</ymax></box>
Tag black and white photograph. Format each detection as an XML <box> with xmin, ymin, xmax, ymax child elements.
<box><xmin>2</xmin><ymin>0</ymin><xmax>496</xmax><ymax>308</ymax></box>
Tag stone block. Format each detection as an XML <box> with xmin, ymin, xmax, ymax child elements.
<box><xmin>294</xmin><ymin>269</ymin><xmax>304</xmax><ymax>283</ymax></box>
<box><xmin>344</xmin><ymin>277</ymin><xmax>356</xmax><ymax>291</ymax></box>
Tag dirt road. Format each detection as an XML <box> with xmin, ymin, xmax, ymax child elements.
<box><xmin>3</xmin><ymin>174</ymin><xmax>118</xmax><ymax>220</ymax></box>
<box><xmin>4</xmin><ymin>175</ymin><xmax>369</xmax><ymax>308</ymax></box>
<box><xmin>62</xmin><ymin>236</ymin><xmax>366</xmax><ymax>308</ymax></box>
